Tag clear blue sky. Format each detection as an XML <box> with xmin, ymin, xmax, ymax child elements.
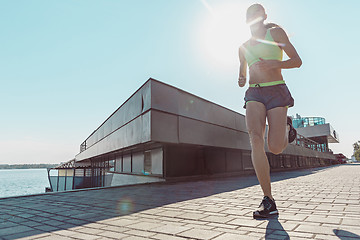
<box><xmin>1</xmin><ymin>0</ymin><xmax>359</xmax><ymax>164</ymax></box>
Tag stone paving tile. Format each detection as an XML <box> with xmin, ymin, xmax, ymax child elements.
<box><xmin>74</xmin><ymin>227</ymin><xmax>105</xmax><ymax>235</ymax></box>
<box><xmin>220</xmin><ymin>208</ymin><xmax>251</xmax><ymax>216</ymax></box>
<box><xmin>82</xmin><ymin>223</ymin><xmax>109</xmax><ymax>229</ymax></box>
<box><xmin>150</xmin><ymin>224</ymin><xmax>191</xmax><ymax>235</ymax></box>
<box><xmin>199</xmin><ymin>215</ymin><xmax>235</xmax><ymax>224</ymax></box>
<box><xmin>207</xmin><ymin>227</ymin><xmax>249</xmax><ymax>236</ymax></box>
<box><xmin>151</xmin><ymin>233</ymin><xmax>189</xmax><ymax>240</ymax></box>
<box><xmin>126</xmin><ymin>222</ymin><xmax>163</xmax><ymax>231</ymax></box>
<box><xmin>46</xmin><ymin>215</ymin><xmax>70</xmax><ymax>221</ymax></box>
<box><xmin>182</xmin><ymin>222</ymin><xmax>215</xmax><ymax>230</ymax></box>
<box><xmin>212</xmin><ymin>232</ymin><xmax>256</xmax><ymax>240</ymax></box>
<box><xmin>197</xmin><ymin>206</ymin><xmax>225</xmax><ymax>213</ymax></box>
<box><xmin>52</xmin><ymin>229</ymin><xmax>77</xmax><ymax>237</ymax></box>
<box><xmin>123</xmin><ymin>229</ymin><xmax>156</xmax><ymax>238</ymax></box>
<box><xmin>6</xmin><ymin>217</ymin><xmax>29</xmax><ymax>224</ymax></box>
<box><xmin>248</xmin><ymin>231</ymin><xmax>270</xmax><ymax>238</ymax></box>
<box><xmin>15</xmin><ymin>232</ymin><xmax>52</xmax><ymax>240</ymax></box>
<box><xmin>64</xmin><ymin>219</ymin><xmax>90</xmax><ymax>226</ymax></box>
<box><xmin>341</xmin><ymin>218</ymin><xmax>360</xmax><ymax>226</ymax></box>
<box><xmin>0</xmin><ymin>164</ymin><xmax>360</xmax><ymax>240</ymax></box>
<box><xmin>64</xmin><ymin>231</ymin><xmax>100</xmax><ymax>240</ymax></box>
<box><xmin>32</xmin><ymin>225</ymin><xmax>60</xmax><ymax>233</ymax></box>
<box><xmin>257</xmin><ymin>220</ymin><xmax>298</xmax><ymax>232</ymax></box>
<box><xmin>286</xmin><ymin>231</ymin><xmax>314</xmax><ymax>239</ymax></box>
<box><xmin>339</xmin><ymin>226</ymin><xmax>360</xmax><ymax>236</ymax></box>
<box><xmin>96</xmin><ymin>230</ymin><xmax>129</xmax><ymax>239</ymax></box>
<box><xmin>262</xmin><ymin>232</ymin><xmax>289</xmax><ymax>240</ymax></box>
<box><xmin>312</xmin><ymin>234</ymin><xmax>342</xmax><ymax>240</ymax></box>
<box><xmin>157</xmin><ymin>220</ymin><xmax>185</xmax><ymax>227</ymax></box>
<box><xmin>227</xmin><ymin>217</ymin><xmax>264</xmax><ymax>227</ymax></box>
<box><xmin>56</xmin><ymin>224</ymin><xmax>79</xmax><ymax>230</ymax></box>
<box><xmin>151</xmin><ymin>216</ymin><xmax>177</xmax><ymax>223</ymax></box>
<box><xmin>1</xmin><ymin>230</ymin><xmax>46</xmax><ymax>240</ymax></box>
<box><xmin>100</xmin><ymin>218</ymin><xmax>139</xmax><ymax>227</ymax></box>
<box><xmin>16</xmin><ymin>214</ymin><xmax>35</xmax><ymax>219</ymax></box>
<box><xmin>154</xmin><ymin>210</ymin><xmax>183</xmax><ymax>218</ymax></box>
<box><xmin>304</xmin><ymin>215</ymin><xmax>342</xmax><ymax>224</ymax></box>
<box><xmin>294</xmin><ymin>223</ymin><xmax>336</xmax><ymax>235</ymax></box>
<box><xmin>176</xmin><ymin>228</ymin><xmax>223</xmax><ymax>240</ymax></box>
<box><xmin>27</xmin><ymin>234</ymin><xmax>74</xmax><ymax>240</ymax></box>
<box><xmin>0</xmin><ymin>225</ymin><xmax>34</xmax><ymax>237</ymax></box>
<box><xmin>17</xmin><ymin>221</ymin><xmax>43</xmax><ymax>228</ymax></box>
<box><xmin>98</xmin><ymin>225</ymin><xmax>129</xmax><ymax>233</ymax></box>
<box><xmin>121</xmin><ymin>236</ymin><xmax>151</xmax><ymax>240</ymax></box>
<box><xmin>25</xmin><ymin>217</ymin><xmax>49</xmax><ymax>224</ymax></box>
<box><xmin>335</xmin><ymin>229</ymin><xmax>360</xmax><ymax>239</ymax></box>
<box><xmin>42</xmin><ymin>220</ymin><xmax>66</xmax><ymax>227</ymax></box>
<box><xmin>177</xmin><ymin>212</ymin><xmax>207</xmax><ymax>221</ymax></box>
<box><xmin>205</xmin><ymin>222</ymin><xmax>238</xmax><ymax>230</ymax></box>
<box><xmin>0</xmin><ymin>222</ymin><xmax>19</xmax><ymax>230</ymax></box>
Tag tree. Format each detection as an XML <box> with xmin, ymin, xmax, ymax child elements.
<box><xmin>353</xmin><ymin>141</ymin><xmax>360</xmax><ymax>161</ymax></box>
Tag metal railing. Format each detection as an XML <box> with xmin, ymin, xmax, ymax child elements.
<box><xmin>80</xmin><ymin>141</ymin><xmax>86</xmax><ymax>152</ymax></box>
<box><xmin>295</xmin><ymin>133</ymin><xmax>329</xmax><ymax>152</ymax></box>
<box><xmin>47</xmin><ymin>159</ymin><xmax>113</xmax><ymax>192</ymax></box>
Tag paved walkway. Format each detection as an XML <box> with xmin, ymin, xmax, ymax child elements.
<box><xmin>1</xmin><ymin>164</ymin><xmax>360</xmax><ymax>240</ymax></box>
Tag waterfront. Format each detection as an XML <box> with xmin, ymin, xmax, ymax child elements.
<box><xmin>0</xmin><ymin>169</ymin><xmax>50</xmax><ymax>198</ymax></box>
<box><xmin>0</xmin><ymin>164</ymin><xmax>359</xmax><ymax>239</ymax></box>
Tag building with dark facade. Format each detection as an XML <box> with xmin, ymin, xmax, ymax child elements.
<box><xmin>48</xmin><ymin>79</ymin><xmax>338</xmax><ymax>192</ymax></box>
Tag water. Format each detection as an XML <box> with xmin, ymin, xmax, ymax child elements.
<box><xmin>0</xmin><ymin>169</ymin><xmax>50</xmax><ymax>198</ymax></box>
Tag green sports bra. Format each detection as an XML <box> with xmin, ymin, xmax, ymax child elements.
<box><xmin>244</xmin><ymin>28</ymin><xmax>283</xmax><ymax>67</ymax></box>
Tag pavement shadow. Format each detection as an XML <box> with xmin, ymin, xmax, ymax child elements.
<box><xmin>255</xmin><ymin>215</ymin><xmax>290</xmax><ymax>240</ymax></box>
<box><xmin>334</xmin><ymin>229</ymin><xmax>360</xmax><ymax>239</ymax></box>
<box><xmin>0</xmin><ymin>165</ymin><xmax>339</xmax><ymax>239</ymax></box>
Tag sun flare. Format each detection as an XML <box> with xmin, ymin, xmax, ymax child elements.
<box><xmin>196</xmin><ymin>1</ymin><xmax>250</xmax><ymax>69</ymax></box>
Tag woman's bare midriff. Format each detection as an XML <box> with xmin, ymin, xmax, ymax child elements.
<box><xmin>248</xmin><ymin>63</ymin><xmax>283</xmax><ymax>84</ymax></box>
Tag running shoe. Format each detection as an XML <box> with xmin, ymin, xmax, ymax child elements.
<box><xmin>253</xmin><ymin>196</ymin><xmax>279</xmax><ymax>218</ymax></box>
<box><xmin>287</xmin><ymin>116</ymin><xmax>297</xmax><ymax>143</ymax></box>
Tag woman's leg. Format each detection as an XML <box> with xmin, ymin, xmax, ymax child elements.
<box><xmin>266</xmin><ymin>107</ymin><xmax>288</xmax><ymax>155</ymax></box>
<box><xmin>245</xmin><ymin>101</ymin><xmax>273</xmax><ymax>199</ymax></box>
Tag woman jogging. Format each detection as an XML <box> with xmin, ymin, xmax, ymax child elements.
<box><xmin>238</xmin><ymin>3</ymin><xmax>302</xmax><ymax>218</ymax></box>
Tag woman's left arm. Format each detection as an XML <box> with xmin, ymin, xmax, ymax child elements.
<box><xmin>273</xmin><ymin>27</ymin><xmax>302</xmax><ymax>69</ymax></box>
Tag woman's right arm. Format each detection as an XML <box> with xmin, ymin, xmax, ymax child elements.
<box><xmin>238</xmin><ymin>46</ymin><xmax>247</xmax><ymax>87</ymax></box>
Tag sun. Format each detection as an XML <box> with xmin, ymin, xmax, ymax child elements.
<box><xmin>195</xmin><ymin>1</ymin><xmax>250</xmax><ymax>70</ymax></box>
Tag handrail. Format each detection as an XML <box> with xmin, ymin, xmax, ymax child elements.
<box><xmin>295</xmin><ymin>133</ymin><xmax>329</xmax><ymax>152</ymax></box>
<box><xmin>54</xmin><ymin>159</ymin><xmax>76</xmax><ymax>169</ymax></box>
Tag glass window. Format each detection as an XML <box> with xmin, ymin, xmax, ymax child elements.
<box><xmin>109</xmin><ymin>160</ymin><xmax>115</xmax><ymax>172</ymax></box>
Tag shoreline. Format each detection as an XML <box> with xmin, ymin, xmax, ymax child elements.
<box><xmin>0</xmin><ymin>164</ymin><xmax>58</xmax><ymax>170</ymax></box>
